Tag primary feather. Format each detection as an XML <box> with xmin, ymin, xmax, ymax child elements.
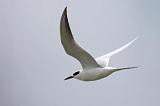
<box><xmin>60</xmin><ymin>7</ymin><xmax>101</xmax><ymax>69</ymax></box>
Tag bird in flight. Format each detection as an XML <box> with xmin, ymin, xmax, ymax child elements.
<box><xmin>60</xmin><ymin>7</ymin><xmax>138</xmax><ymax>81</ymax></box>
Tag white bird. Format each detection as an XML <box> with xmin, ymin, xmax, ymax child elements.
<box><xmin>60</xmin><ymin>7</ymin><xmax>138</xmax><ymax>81</ymax></box>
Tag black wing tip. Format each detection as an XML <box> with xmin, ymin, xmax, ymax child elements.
<box><xmin>65</xmin><ymin>6</ymin><xmax>67</xmax><ymax>11</ymax></box>
<box><xmin>64</xmin><ymin>6</ymin><xmax>67</xmax><ymax>14</ymax></box>
<box><xmin>61</xmin><ymin>7</ymin><xmax>68</xmax><ymax>21</ymax></box>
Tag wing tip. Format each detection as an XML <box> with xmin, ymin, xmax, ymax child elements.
<box><xmin>133</xmin><ymin>36</ymin><xmax>139</xmax><ymax>42</ymax></box>
<box><xmin>60</xmin><ymin>6</ymin><xmax>70</xmax><ymax>33</ymax></box>
<box><xmin>62</xmin><ymin>7</ymin><xmax>67</xmax><ymax>18</ymax></box>
<box><xmin>61</xmin><ymin>6</ymin><xmax>68</xmax><ymax>20</ymax></box>
<box><xmin>129</xmin><ymin>36</ymin><xmax>139</xmax><ymax>45</ymax></box>
<box><xmin>64</xmin><ymin>6</ymin><xmax>67</xmax><ymax>13</ymax></box>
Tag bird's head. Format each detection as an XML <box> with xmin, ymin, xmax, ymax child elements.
<box><xmin>64</xmin><ymin>71</ymin><xmax>80</xmax><ymax>80</ymax></box>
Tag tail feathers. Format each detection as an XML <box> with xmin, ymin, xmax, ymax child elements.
<box><xmin>114</xmin><ymin>67</ymin><xmax>138</xmax><ymax>71</ymax></box>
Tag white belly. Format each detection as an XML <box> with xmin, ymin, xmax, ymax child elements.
<box><xmin>75</xmin><ymin>68</ymin><xmax>114</xmax><ymax>81</ymax></box>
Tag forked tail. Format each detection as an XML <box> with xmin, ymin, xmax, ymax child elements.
<box><xmin>114</xmin><ymin>67</ymin><xmax>138</xmax><ymax>72</ymax></box>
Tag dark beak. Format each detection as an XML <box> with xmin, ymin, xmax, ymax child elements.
<box><xmin>64</xmin><ymin>76</ymin><xmax>73</xmax><ymax>80</ymax></box>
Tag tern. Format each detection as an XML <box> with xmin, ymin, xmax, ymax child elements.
<box><xmin>60</xmin><ymin>7</ymin><xmax>138</xmax><ymax>81</ymax></box>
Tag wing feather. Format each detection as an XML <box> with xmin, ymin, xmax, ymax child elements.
<box><xmin>96</xmin><ymin>37</ymin><xmax>138</xmax><ymax>67</ymax></box>
<box><xmin>60</xmin><ymin>7</ymin><xmax>101</xmax><ymax>69</ymax></box>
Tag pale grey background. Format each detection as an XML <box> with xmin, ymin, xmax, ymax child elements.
<box><xmin>0</xmin><ymin>0</ymin><xmax>160</xmax><ymax>106</ymax></box>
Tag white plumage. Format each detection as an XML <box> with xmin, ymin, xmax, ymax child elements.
<box><xmin>60</xmin><ymin>7</ymin><xmax>138</xmax><ymax>81</ymax></box>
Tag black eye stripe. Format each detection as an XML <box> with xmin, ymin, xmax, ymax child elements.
<box><xmin>73</xmin><ymin>71</ymin><xmax>80</xmax><ymax>76</ymax></box>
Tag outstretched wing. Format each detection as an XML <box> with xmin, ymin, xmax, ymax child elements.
<box><xmin>60</xmin><ymin>7</ymin><xmax>101</xmax><ymax>69</ymax></box>
<box><xmin>96</xmin><ymin>37</ymin><xmax>138</xmax><ymax>67</ymax></box>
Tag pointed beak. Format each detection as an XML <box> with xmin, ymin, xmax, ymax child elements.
<box><xmin>64</xmin><ymin>76</ymin><xmax>73</xmax><ymax>80</ymax></box>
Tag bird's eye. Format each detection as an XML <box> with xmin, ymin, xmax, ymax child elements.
<box><xmin>73</xmin><ymin>71</ymin><xmax>80</xmax><ymax>76</ymax></box>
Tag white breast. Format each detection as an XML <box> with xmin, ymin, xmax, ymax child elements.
<box><xmin>74</xmin><ymin>68</ymin><xmax>114</xmax><ymax>81</ymax></box>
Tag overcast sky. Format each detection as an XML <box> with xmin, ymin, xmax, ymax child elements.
<box><xmin>0</xmin><ymin>0</ymin><xmax>160</xmax><ymax>106</ymax></box>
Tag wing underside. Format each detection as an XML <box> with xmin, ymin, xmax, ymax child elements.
<box><xmin>60</xmin><ymin>7</ymin><xmax>101</xmax><ymax>69</ymax></box>
<box><xmin>96</xmin><ymin>37</ymin><xmax>138</xmax><ymax>67</ymax></box>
